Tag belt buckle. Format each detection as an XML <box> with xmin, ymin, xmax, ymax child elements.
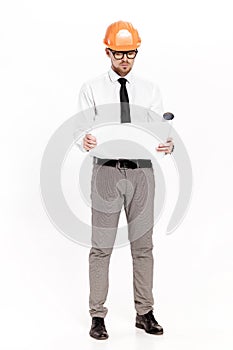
<box><xmin>118</xmin><ymin>159</ymin><xmax>128</xmax><ymax>169</ymax></box>
<box><xmin>117</xmin><ymin>159</ymin><xmax>139</xmax><ymax>169</ymax></box>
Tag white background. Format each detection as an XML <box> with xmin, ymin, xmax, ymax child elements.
<box><xmin>1</xmin><ymin>0</ymin><xmax>233</xmax><ymax>349</ymax></box>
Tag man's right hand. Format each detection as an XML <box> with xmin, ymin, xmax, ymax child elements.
<box><xmin>83</xmin><ymin>134</ymin><xmax>97</xmax><ymax>151</ymax></box>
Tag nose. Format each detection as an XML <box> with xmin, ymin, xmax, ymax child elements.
<box><xmin>122</xmin><ymin>54</ymin><xmax>128</xmax><ymax>62</ymax></box>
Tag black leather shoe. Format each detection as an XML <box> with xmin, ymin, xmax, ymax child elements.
<box><xmin>136</xmin><ymin>310</ymin><xmax>163</xmax><ymax>335</ymax></box>
<box><xmin>89</xmin><ymin>317</ymin><xmax>109</xmax><ymax>340</ymax></box>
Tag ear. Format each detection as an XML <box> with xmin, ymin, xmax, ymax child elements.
<box><xmin>105</xmin><ymin>48</ymin><xmax>110</xmax><ymax>57</ymax></box>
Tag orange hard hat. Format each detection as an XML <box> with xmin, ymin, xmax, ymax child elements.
<box><xmin>103</xmin><ymin>21</ymin><xmax>141</xmax><ymax>51</ymax></box>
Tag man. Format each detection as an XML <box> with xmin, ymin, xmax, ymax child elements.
<box><xmin>76</xmin><ymin>21</ymin><xmax>174</xmax><ymax>340</ymax></box>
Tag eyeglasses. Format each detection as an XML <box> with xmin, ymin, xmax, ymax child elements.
<box><xmin>108</xmin><ymin>48</ymin><xmax>138</xmax><ymax>60</ymax></box>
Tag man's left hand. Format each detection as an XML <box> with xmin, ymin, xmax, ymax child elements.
<box><xmin>156</xmin><ymin>137</ymin><xmax>174</xmax><ymax>155</ymax></box>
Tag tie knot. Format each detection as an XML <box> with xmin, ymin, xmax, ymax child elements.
<box><xmin>118</xmin><ymin>78</ymin><xmax>127</xmax><ymax>86</ymax></box>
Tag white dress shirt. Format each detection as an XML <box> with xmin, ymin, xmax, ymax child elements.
<box><xmin>74</xmin><ymin>68</ymin><xmax>164</xmax><ymax>158</ymax></box>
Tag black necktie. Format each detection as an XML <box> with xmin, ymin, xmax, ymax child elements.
<box><xmin>118</xmin><ymin>78</ymin><xmax>131</xmax><ymax>123</ymax></box>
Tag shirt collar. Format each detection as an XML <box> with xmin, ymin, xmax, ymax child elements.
<box><xmin>108</xmin><ymin>68</ymin><xmax>133</xmax><ymax>84</ymax></box>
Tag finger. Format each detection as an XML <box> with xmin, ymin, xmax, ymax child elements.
<box><xmin>157</xmin><ymin>143</ymin><xmax>169</xmax><ymax>149</ymax></box>
<box><xmin>83</xmin><ymin>141</ymin><xmax>90</xmax><ymax>150</ymax></box>
<box><xmin>84</xmin><ymin>136</ymin><xmax>97</xmax><ymax>144</ymax></box>
<box><xmin>84</xmin><ymin>144</ymin><xmax>94</xmax><ymax>151</ymax></box>
<box><xmin>156</xmin><ymin>147</ymin><xmax>170</xmax><ymax>152</ymax></box>
<box><xmin>86</xmin><ymin>140</ymin><xmax>97</xmax><ymax>145</ymax></box>
<box><xmin>86</xmin><ymin>134</ymin><xmax>96</xmax><ymax>141</ymax></box>
<box><xmin>158</xmin><ymin>142</ymin><xmax>173</xmax><ymax>147</ymax></box>
<box><xmin>83</xmin><ymin>144</ymin><xmax>90</xmax><ymax>150</ymax></box>
<box><xmin>84</xmin><ymin>141</ymin><xmax>97</xmax><ymax>149</ymax></box>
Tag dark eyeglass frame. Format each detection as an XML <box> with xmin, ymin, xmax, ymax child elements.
<box><xmin>108</xmin><ymin>48</ymin><xmax>138</xmax><ymax>60</ymax></box>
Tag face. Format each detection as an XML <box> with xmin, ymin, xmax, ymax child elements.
<box><xmin>106</xmin><ymin>48</ymin><xmax>136</xmax><ymax>77</ymax></box>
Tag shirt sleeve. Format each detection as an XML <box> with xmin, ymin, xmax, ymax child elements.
<box><xmin>150</xmin><ymin>83</ymin><xmax>164</xmax><ymax>118</ymax></box>
<box><xmin>73</xmin><ymin>83</ymin><xmax>96</xmax><ymax>152</ymax></box>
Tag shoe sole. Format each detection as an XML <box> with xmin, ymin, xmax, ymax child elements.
<box><xmin>89</xmin><ymin>333</ymin><xmax>109</xmax><ymax>340</ymax></box>
<box><xmin>135</xmin><ymin>323</ymin><xmax>163</xmax><ymax>335</ymax></box>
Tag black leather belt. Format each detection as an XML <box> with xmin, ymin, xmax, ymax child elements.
<box><xmin>94</xmin><ymin>157</ymin><xmax>152</xmax><ymax>169</ymax></box>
